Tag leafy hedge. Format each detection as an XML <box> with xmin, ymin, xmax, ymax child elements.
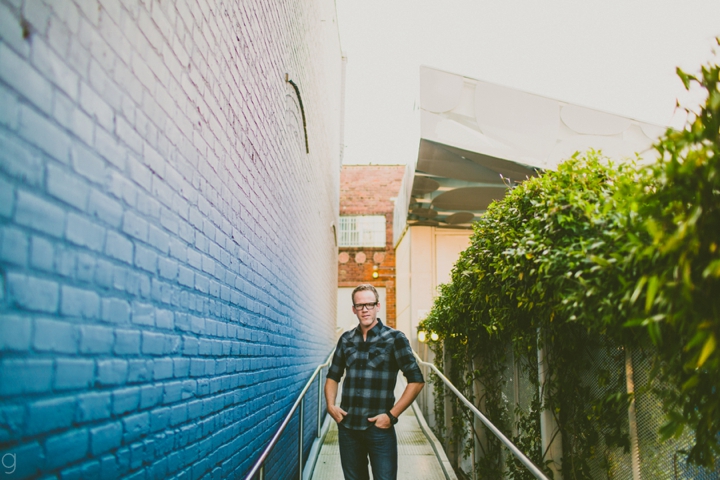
<box><xmin>421</xmin><ymin>54</ymin><xmax>720</xmax><ymax>476</ymax></box>
<box><xmin>635</xmin><ymin>59</ymin><xmax>720</xmax><ymax>466</ymax></box>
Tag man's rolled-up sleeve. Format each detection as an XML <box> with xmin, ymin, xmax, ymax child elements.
<box><xmin>393</xmin><ymin>333</ymin><xmax>424</xmax><ymax>384</ymax></box>
<box><xmin>326</xmin><ymin>337</ymin><xmax>346</xmax><ymax>382</ymax></box>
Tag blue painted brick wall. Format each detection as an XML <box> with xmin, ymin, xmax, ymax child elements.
<box><xmin>0</xmin><ymin>0</ymin><xmax>343</xmax><ymax>478</ymax></box>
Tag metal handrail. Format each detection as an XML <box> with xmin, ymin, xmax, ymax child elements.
<box><xmin>413</xmin><ymin>352</ymin><xmax>550</xmax><ymax>480</ymax></box>
<box><xmin>244</xmin><ymin>349</ymin><xmax>335</xmax><ymax>480</ymax></box>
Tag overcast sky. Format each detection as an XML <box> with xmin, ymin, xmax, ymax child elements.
<box><xmin>335</xmin><ymin>0</ymin><xmax>720</xmax><ymax>165</ymax></box>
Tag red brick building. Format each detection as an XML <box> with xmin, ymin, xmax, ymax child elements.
<box><xmin>338</xmin><ymin>165</ymin><xmax>406</xmax><ymax>329</ymax></box>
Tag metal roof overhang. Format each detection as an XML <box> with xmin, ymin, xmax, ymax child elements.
<box><xmin>393</xmin><ymin>66</ymin><xmax>666</xmax><ymax>244</ymax></box>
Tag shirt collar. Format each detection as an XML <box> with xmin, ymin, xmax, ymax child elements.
<box><xmin>352</xmin><ymin>318</ymin><xmax>385</xmax><ymax>342</ymax></box>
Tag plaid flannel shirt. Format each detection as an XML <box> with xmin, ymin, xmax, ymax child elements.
<box><xmin>327</xmin><ymin>319</ymin><xmax>424</xmax><ymax>430</ymax></box>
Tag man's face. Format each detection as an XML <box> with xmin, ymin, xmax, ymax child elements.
<box><xmin>352</xmin><ymin>290</ymin><xmax>380</xmax><ymax>329</ymax></box>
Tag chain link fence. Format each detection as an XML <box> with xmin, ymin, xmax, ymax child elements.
<box><xmin>418</xmin><ymin>341</ymin><xmax>719</xmax><ymax>479</ymax></box>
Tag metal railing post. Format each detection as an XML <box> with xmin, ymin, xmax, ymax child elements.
<box><xmin>472</xmin><ymin>432</ymin><xmax>477</xmax><ymax>480</ymax></box>
<box><xmin>317</xmin><ymin>371</ymin><xmax>323</xmax><ymax>437</ymax></box>
<box><xmin>625</xmin><ymin>346</ymin><xmax>641</xmax><ymax>480</ymax></box>
<box><xmin>413</xmin><ymin>351</ymin><xmax>550</xmax><ymax>480</ymax></box>
<box><xmin>299</xmin><ymin>398</ymin><xmax>304</xmax><ymax>480</ymax></box>
<box><xmin>243</xmin><ymin>349</ymin><xmax>335</xmax><ymax>480</ymax></box>
<box><xmin>538</xmin><ymin>331</ymin><xmax>562</xmax><ymax>479</ymax></box>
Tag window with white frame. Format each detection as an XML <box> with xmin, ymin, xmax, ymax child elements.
<box><xmin>339</xmin><ymin>215</ymin><xmax>386</xmax><ymax>247</ymax></box>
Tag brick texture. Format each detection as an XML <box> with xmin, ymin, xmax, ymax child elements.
<box><xmin>0</xmin><ymin>0</ymin><xmax>342</xmax><ymax>478</ymax></box>
<box><xmin>338</xmin><ymin>165</ymin><xmax>406</xmax><ymax>327</ymax></box>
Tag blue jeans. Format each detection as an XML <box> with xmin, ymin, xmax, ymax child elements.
<box><xmin>337</xmin><ymin>424</ymin><xmax>398</xmax><ymax>480</ymax></box>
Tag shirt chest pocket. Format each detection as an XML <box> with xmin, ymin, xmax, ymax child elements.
<box><xmin>368</xmin><ymin>346</ymin><xmax>392</xmax><ymax>368</ymax></box>
<box><xmin>345</xmin><ymin>347</ymin><xmax>360</xmax><ymax>367</ymax></box>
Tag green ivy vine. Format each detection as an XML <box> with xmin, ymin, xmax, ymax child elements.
<box><xmin>627</xmin><ymin>57</ymin><xmax>720</xmax><ymax>466</ymax></box>
<box><xmin>420</xmin><ymin>52</ymin><xmax>720</xmax><ymax>475</ymax></box>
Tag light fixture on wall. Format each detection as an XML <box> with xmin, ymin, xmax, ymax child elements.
<box><xmin>372</xmin><ymin>265</ymin><xmax>379</xmax><ymax>279</ymax></box>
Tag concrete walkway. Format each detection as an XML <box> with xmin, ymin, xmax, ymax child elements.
<box><xmin>310</xmin><ymin>379</ymin><xmax>457</xmax><ymax>480</ymax></box>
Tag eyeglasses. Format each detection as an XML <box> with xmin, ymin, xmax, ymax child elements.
<box><xmin>353</xmin><ymin>302</ymin><xmax>378</xmax><ymax>311</ymax></box>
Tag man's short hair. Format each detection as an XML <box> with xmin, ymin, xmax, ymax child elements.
<box><xmin>352</xmin><ymin>284</ymin><xmax>379</xmax><ymax>304</ymax></box>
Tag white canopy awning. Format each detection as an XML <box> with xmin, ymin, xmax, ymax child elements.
<box><xmin>394</xmin><ymin>66</ymin><xmax>666</xmax><ymax>245</ymax></box>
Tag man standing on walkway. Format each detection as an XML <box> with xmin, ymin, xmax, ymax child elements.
<box><xmin>325</xmin><ymin>284</ymin><xmax>425</xmax><ymax>480</ymax></box>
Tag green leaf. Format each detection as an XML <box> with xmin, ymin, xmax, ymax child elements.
<box><xmin>709</xmin><ymin>90</ymin><xmax>720</xmax><ymax>111</ymax></box>
<box><xmin>648</xmin><ymin>320</ymin><xmax>662</xmax><ymax>345</ymax></box>
<box><xmin>589</xmin><ymin>254</ymin><xmax>609</xmax><ymax>267</ymax></box>
<box><xmin>644</xmin><ymin>276</ymin><xmax>659</xmax><ymax>313</ymax></box>
<box><xmin>676</xmin><ymin>68</ymin><xmax>695</xmax><ymax>90</ymax></box>
<box><xmin>659</xmin><ymin>417</ymin><xmax>684</xmax><ymax>441</ymax></box>
<box><xmin>623</xmin><ymin>318</ymin><xmax>645</xmax><ymax>328</ymax></box>
<box><xmin>685</xmin><ymin>330</ymin><xmax>708</xmax><ymax>350</ymax></box>
<box><xmin>682</xmin><ymin>374</ymin><xmax>699</xmax><ymax>392</ymax></box>
<box><xmin>630</xmin><ymin>276</ymin><xmax>647</xmax><ymax>305</ymax></box>
<box><xmin>702</xmin><ymin>259</ymin><xmax>720</xmax><ymax>278</ymax></box>
<box><xmin>696</xmin><ymin>334</ymin><xmax>716</xmax><ymax>368</ymax></box>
